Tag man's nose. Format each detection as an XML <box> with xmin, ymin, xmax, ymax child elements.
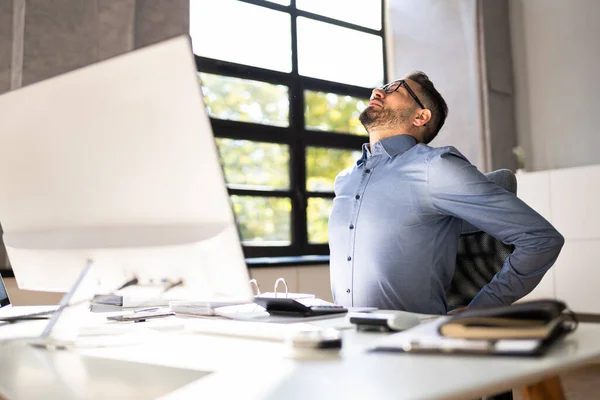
<box><xmin>370</xmin><ymin>88</ymin><xmax>385</xmax><ymax>100</ymax></box>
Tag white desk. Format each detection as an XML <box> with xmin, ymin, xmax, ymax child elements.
<box><xmin>1</xmin><ymin>316</ymin><xmax>600</xmax><ymax>399</ymax></box>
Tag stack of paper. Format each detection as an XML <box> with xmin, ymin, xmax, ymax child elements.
<box><xmin>169</xmin><ymin>300</ymin><xmax>248</xmax><ymax>316</ymax></box>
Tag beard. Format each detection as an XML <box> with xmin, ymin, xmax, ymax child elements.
<box><xmin>359</xmin><ymin>105</ymin><xmax>414</xmax><ymax>133</ymax></box>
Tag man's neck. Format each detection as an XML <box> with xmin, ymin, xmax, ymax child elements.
<box><xmin>369</xmin><ymin>129</ymin><xmax>419</xmax><ymax>149</ymax></box>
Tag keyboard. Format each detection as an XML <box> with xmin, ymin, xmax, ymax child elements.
<box><xmin>185</xmin><ymin>319</ymin><xmax>321</xmax><ymax>342</ymax></box>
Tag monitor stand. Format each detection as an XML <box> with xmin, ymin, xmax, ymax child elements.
<box><xmin>30</xmin><ymin>259</ymin><xmax>99</xmax><ymax>350</ymax></box>
<box><xmin>29</xmin><ymin>260</ymin><xmax>186</xmax><ymax>350</ymax></box>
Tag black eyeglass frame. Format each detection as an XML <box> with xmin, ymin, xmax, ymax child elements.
<box><xmin>381</xmin><ymin>80</ymin><xmax>426</xmax><ymax>110</ymax></box>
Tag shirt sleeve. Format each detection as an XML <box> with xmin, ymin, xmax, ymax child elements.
<box><xmin>427</xmin><ymin>147</ymin><xmax>564</xmax><ymax>307</ymax></box>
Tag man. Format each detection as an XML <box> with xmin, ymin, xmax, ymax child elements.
<box><xmin>328</xmin><ymin>71</ymin><xmax>564</xmax><ymax>315</ymax></box>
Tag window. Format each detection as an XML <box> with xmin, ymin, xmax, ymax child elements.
<box><xmin>191</xmin><ymin>0</ymin><xmax>386</xmax><ymax>258</ymax></box>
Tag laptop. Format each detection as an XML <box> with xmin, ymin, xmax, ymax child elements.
<box><xmin>0</xmin><ymin>273</ymin><xmax>58</xmax><ymax>321</ymax></box>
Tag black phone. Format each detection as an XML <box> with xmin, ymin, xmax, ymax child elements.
<box><xmin>253</xmin><ymin>297</ymin><xmax>348</xmax><ymax>317</ymax></box>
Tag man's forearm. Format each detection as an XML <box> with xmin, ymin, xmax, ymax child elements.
<box><xmin>469</xmin><ymin>232</ymin><xmax>564</xmax><ymax>307</ymax></box>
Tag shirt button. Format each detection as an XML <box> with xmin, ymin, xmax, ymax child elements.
<box><xmin>355</xmin><ymin>195</ymin><xmax>360</xmax><ymax>200</ymax></box>
<box><xmin>346</xmin><ymin>289</ymin><xmax>351</xmax><ymax>294</ymax></box>
<box><xmin>365</xmin><ymin>169</ymin><xmax>371</xmax><ymax>173</ymax></box>
<box><xmin>347</xmin><ymin>256</ymin><xmax>352</xmax><ymax>261</ymax></box>
<box><xmin>349</xmin><ymin>224</ymin><xmax>354</xmax><ymax>230</ymax></box>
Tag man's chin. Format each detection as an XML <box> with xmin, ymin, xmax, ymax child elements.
<box><xmin>359</xmin><ymin>108</ymin><xmax>380</xmax><ymax>127</ymax></box>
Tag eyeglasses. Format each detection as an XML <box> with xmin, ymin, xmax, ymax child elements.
<box><xmin>379</xmin><ymin>80</ymin><xmax>425</xmax><ymax>110</ymax></box>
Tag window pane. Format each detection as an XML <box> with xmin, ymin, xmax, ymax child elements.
<box><xmin>297</xmin><ymin>17</ymin><xmax>383</xmax><ymax>88</ymax></box>
<box><xmin>304</xmin><ymin>91</ymin><xmax>368</xmax><ymax>136</ymax></box>
<box><xmin>297</xmin><ymin>0</ymin><xmax>381</xmax><ymax>30</ymax></box>
<box><xmin>200</xmin><ymin>73</ymin><xmax>289</xmax><ymax>127</ymax></box>
<box><xmin>190</xmin><ymin>0</ymin><xmax>292</xmax><ymax>72</ymax></box>
<box><xmin>216</xmin><ymin>138</ymin><xmax>290</xmax><ymax>190</ymax></box>
<box><xmin>306</xmin><ymin>147</ymin><xmax>362</xmax><ymax>192</ymax></box>
<box><xmin>231</xmin><ymin>196</ymin><xmax>291</xmax><ymax>246</ymax></box>
<box><xmin>307</xmin><ymin>198</ymin><xmax>333</xmax><ymax>244</ymax></box>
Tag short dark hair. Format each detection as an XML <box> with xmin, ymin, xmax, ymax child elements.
<box><xmin>403</xmin><ymin>71</ymin><xmax>448</xmax><ymax>144</ymax></box>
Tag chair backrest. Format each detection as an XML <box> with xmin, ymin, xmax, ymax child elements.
<box><xmin>446</xmin><ymin>169</ymin><xmax>517</xmax><ymax>309</ymax></box>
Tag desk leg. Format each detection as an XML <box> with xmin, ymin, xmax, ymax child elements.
<box><xmin>521</xmin><ymin>375</ymin><xmax>565</xmax><ymax>400</ymax></box>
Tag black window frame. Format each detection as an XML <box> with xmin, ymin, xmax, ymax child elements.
<box><xmin>194</xmin><ymin>0</ymin><xmax>387</xmax><ymax>259</ymax></box>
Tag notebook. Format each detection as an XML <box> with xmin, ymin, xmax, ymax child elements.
<box><xmin>439</xmin><ymin>299</ymin><xmax>574</xmax><ymax>340</ymax></box>
<box><xmin>371</xmin><ymin>300</ymin><xmax>578</xmax><ymax>357</ymax></box>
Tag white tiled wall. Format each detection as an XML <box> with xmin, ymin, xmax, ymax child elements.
<box><xmin>516</xmin><ymin>170</ymin><xmax>552</xmax><ymax>221</ymax></box>
<box><xmin>550</xmin><ymin>166</ymin><xmax>600</xmax><ymax>240</ymax></box>
<box><xmin>296</xmin><ymin>266</ymin><xmax>332</xmax><ymax>301</ymax></box>
<box><xmin>249</xmin><ymin>265</ymin><xmax>332</xmax><ymax>302</ymax></box>
<box><xmin>248</xmin><ymin>267</ymin><xmax>298</xmax><ymax>296</ymax></box>
<box><xmin>516</xmin><ymin>170</ymin><xmax>556</xmax><ymax>302</ymax></box>
<box><xmin>554</xmin><ymin>241</ymin><xmax>600</xmax><ymax>314</ymax></box>
<box><xmin>517</xmin><ymin>166</ymin><xmax>600</xmax><ymax>313</ymax></box>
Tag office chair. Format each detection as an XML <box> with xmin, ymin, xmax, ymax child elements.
<box><xmin>447</xmin><ymin>170</ymin><xmax>517</xmax><ymax>400</ymax></box>
<box><xmin>446</xmin><ymin>169</ymin><xmax>518</xmax><ymax>309</ymax></box>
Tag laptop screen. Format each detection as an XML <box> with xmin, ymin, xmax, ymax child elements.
<box><xmin>0</xmin><ymin>274</ymin><xmax>10</xmax><ymax>308</ymax></box>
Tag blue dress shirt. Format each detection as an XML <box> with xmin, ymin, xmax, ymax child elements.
<box><xmin>328</xmin><ymin>134</ymin><xmax>564</xmax><ymax>315</ymax></box>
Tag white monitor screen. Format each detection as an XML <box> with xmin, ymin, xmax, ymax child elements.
<box><xmin>0</xmin><ymin>36</ymin><xmax>253</xmax><ymax>304</ymax></box>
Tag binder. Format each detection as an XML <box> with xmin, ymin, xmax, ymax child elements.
<box><xmin>251</xmin><ymin>277</ymin><xmax>347</xmax><ymax>318</ymax></box>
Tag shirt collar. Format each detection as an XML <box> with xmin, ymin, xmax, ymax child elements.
<box><xmin>357</xmin><ymin>134</ymin><xmax>418</xmax><ymax>165</ymax></box>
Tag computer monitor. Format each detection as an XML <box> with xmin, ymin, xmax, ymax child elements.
<box><xmin>0</xmin><ymin>36</ymin><xmax>253</xmax><ymax>305</ymax></box>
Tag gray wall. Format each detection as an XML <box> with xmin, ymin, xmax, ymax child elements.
<box><xmin>387</xmin><ymin>0</ymin><xmax>517</xmax><ymax>172</ymax></box>
<box><xmin>1</xmin><ymin>0</ymin><xmax>188</xmax><ymax>93</ymax></box>
<box><xmin>0</xmin><ymin>0</ymin><xmax>14</xmax><ymax>93</ymax></box>
<box><xmin>510</xmin><ymin>0</ymin><xmax>600</xmax><ymax>171</ymax></box>
<box><xmin>0</xmin><ymin>0</ymin><xmax>189</xmax><ymax>268</ymax></box>
<box><xmin>387</xmin><ymin>0</ymin><xmax>484</xmax><ymax>169</ymax></box>
<box><xmin>480</xmin><ymin>0</ymin><xmax>517</xmax><ymax>172</ymax></box>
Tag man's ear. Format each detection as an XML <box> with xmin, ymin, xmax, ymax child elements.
<box><xmin>413</xmin><ymin>109</ymin><xmax>432</xmax><ymax>127</ymax></box>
